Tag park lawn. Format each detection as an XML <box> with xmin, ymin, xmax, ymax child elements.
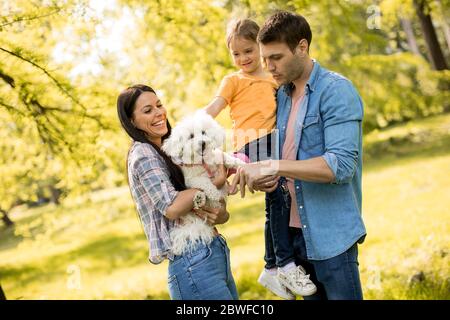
<box><xmin>0</xmin><ymin>114</ymin><xmax>449</xmax><ymax>300</ymax></box>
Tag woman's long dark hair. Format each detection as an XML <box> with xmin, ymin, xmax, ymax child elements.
<box><xmin>117</xmin><ymin>84</ymin><xmax>186</xmax><ymax>191</ymax></box>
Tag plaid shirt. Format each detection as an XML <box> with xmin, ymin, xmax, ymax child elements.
<box><xmin>127</xmin><ymin>141</ymin><xmax>180</xmax><ymax>264</ymax></box>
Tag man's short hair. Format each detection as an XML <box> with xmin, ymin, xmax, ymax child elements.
<box><xmin>258</xmin><ymin>11</ymin><xmax>312</xmax><ymax>52</ymax></box>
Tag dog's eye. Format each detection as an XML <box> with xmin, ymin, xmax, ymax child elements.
<box><xmin>190</xmin><ymin>134</ymin><xmax>194</xmax><ymax>139</ymax></box>
<box><xmin>201</xmin><ymin>131</ymin><xmax>205</xmax><ymax>135</ymax></box>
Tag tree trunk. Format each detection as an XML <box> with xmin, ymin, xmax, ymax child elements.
<box><xmin>400</xmin><ymin>18</ymin><xmax>422</xmax><ymax>56</ymax></box>
<box><xmin>50</xmin><ymin>186</ymin><xmax>61</xmax><ymax>205</ymax></box>
<box><xmin>436</xmin><ymin>0</ymin><xmax>450</xmax><ymax>52</ymax></box>
<box><xmin>414</xmin><ymin>0</ymin><xmax>448</xmax><ymax>70</ymax></box>
<box><xmin>0</xmin><ymin>284</ymin><xmax>6</xmax><ymax>300</ymax></box>
<box><xmin>0</xmin><ymin>208</ymin><xmax>14</xmax><ymax>227</ymax></box>
<box><xmin>442</xmin><ymin>19</ymin><xmax>450</xmax><ymax>53</ymax></box>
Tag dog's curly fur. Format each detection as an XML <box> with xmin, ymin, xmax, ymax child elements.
<box><xmin>162</xmin><ymin>110</ymin><xmax>244</xmax><ymax>255</ymax></box>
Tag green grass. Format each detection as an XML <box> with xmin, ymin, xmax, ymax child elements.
<box><xmin>1</xmin><ymin>113</ymin><xmax>449</xmax><ymax>300</ymax></box>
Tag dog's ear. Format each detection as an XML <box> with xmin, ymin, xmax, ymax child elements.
<box><xmin>213</xmin><ymin>126</ymin><xmax>225</xmax><ymax>148</ymax></box>
<box><xmin>161</xmin><ymin>138</ymin><xmax>172</xmax><ymax>156</ymax></box>
<box><xmin>195</xmin><ymin>109</ymin><xmax>208</xmax><ymax>117</ymax></box>
<box><xmin>162</xmin><ymin>133</ymin><xmax>178</xmax><ymax>155</ymax></box>
<box><xmin>196</xmin><ymin>111</ymin><xmax>225</xmax><ymax>148</ymax></box>
<box><xmin>164</xmin><ymin>136</ymin><xmax>184</xmax><ymax>159</ymax></box>
<box><xmin>207</xmin><ymin>116</ymin><xmax>225</xmax><ymax>148</ymax></box>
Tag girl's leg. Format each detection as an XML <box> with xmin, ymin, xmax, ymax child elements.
<box><xmin>239</xmin><ymin>139</ymin><xmax>277</xmax><ymax>271</ymax></box>
<box><xmin>270</xmin><ymin>179</ymin><xmax>296</xmax><ymax>268</ymax></box>
<box><xmin>289</xmin><ymin>227</ymin><xmax>327</xmax><ymax>300</ymax></box>
<box><xmin>260</xmin><ymin>198</ymin><xmax>296</xmax><ymax>300</ymax></box>
<box><xmin>264</xmin><ymin>192</ymin><xmax>277</xmax><ymax>270</ymax></box>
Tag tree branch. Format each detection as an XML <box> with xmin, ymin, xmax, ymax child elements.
<box><xmin>0</xmin><ymin>99</ymin><xmax>26</xmax><ymax>116</ymax></box>
<box><xmin>0</xmin><ymin>46</ymin><xmax>84</xmax><ymax>110</ymax></box>
<box><xmin>0</xmin><ymin>46</ymin><xmax>108</xmax><ymax>129</ymax></box>
<box><xmin>0</xmin><ymin>9</ymin><xmax>62</xmax><ymax>29</ymax></box>
<box><xmin>0</xmin><ymin>70</ymin><xmax>15</xmax><ymax>88</ymax></box>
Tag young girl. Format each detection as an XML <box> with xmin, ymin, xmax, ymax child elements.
<box><xmin>204</xmin><ymin>19</ymin><xmax>316</xmax><ymax>299</ymax></box>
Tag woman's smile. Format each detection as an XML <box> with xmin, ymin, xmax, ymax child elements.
<box><xmin>152</xmin><ymin>118</ymin><xmax>166</xmax><ymax>127</ymax></box>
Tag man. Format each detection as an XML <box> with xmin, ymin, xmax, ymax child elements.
<box><xmin>230</xmin><ymin>11</ymin><xmax>366</xmax><ymax>300</ymax></box>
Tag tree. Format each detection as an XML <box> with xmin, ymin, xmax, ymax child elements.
<box><xmin>400</xmin><ymin>17</ymin><xmax>422</xmax><ymax>56</ymax></box>
<box><xmin>1</xmin><ymin>208</ymin><xmax>14</xmax><ymax>227</ymax></box>
<box><xmin>0</xmin><ymin>284</ymin><xmax>6</xmax><ymax>300</ymax></box>
<box><xmin>0</xmin><ymin>1</ymin><xmax>106</xmax><ymax>150</ymax></box>
<box><xmin>413</xmin><ymin>0</ymin><xmax>448</xmax><ymax>70</ymax></box>
<box><xmin>436</xmin><ymin>0</ymin><xmax>450</xmax><ymax>52</ymax></box>
<box><xmin>1</xmin><ymin>0</ymin><xmax>448</xmax><ymax>218</ymax></box>
<box><xmin>0</xmin><ymin>1</ymin><xmax>123</xmax><ymax>211</ymax></box>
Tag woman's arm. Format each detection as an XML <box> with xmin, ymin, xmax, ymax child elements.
<box><xmin>204</xmin><ymin>97</ymin><xmax>227</xmax><ymax>118</ymax></box>
<box><xmin>133</xmin><ymin>150</ymin><xmax>206</xmax><ymax>221</ymax></box>
<box><xmin>165</xmin><ymin>189</ymin><xmax>203</xmax><ymax>220</ymax></box>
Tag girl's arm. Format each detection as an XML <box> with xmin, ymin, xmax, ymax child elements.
<box><xmin>165</xmin><ymin>189</ymin><xmax>204</xmax><ymax>220</ymax></box>
<box><xmin>204</xmin><ymin>97</ymin><xmax>227</xmax><ymax>118</ymax></box>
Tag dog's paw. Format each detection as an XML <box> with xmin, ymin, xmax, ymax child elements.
<box><xmin>193</xmin><ymin>190</ymin><xmax>207</xmax><ymax>210</ymax></box>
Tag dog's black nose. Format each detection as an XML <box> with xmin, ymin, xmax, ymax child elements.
<box><xmin>201</xmin><ymin>141</ymin><xmax>206</xmax><ymax>151</ymax></box>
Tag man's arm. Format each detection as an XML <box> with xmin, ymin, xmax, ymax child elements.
<box><xmin>319</xmin><ymin>79</ymin><xmax>363</xmax><ymax>184</ymax></box>
<box><xmin>276</xmin><ymin>157</ymin><xmax>334</xmax><ymax>183</ymax></box>
<box><xmin>275</xmin><ymin>79</ymin><xmax>362</xmax><ymax>185</ymax></box>
<box><xmin>231</xmin><ymin>158</ymin><xmax>333</xmax><ymax>195</ymax></box>
<box><xmin>231</xmin><ymin>79</ymin><xmax>363</xmax><ymax>193</ymax></box>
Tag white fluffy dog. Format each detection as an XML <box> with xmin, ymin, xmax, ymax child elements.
<box><xmin>162</xmin><ymin>110</ymin><xmax>244</xmax><ymax>255</ymax></box>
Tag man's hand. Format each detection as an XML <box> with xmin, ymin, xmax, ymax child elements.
<box><xmin>253</xmin><ymin>175</ymin><xmax>279</xmax><ymax>193</ymax></box>
<box><xmin>229</xmin><ymin>161</ymin><xmax>279</xmax><ymax>197</ymax></box>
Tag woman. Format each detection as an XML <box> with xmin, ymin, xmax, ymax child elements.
<box><xmin>117</xmin><ymin>84</ymin><xmax>238</xmax><ymax>300</ymax></box>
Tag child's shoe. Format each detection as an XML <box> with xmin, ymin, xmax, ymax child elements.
<box><xmin>277</xmin><ymin>265</ymin><xmax>317</xmax><ymax>296</ymax></box>
<box><xmin>258</xmin><ymin>269</ymin><xmax>295</xmax><ymax>300</ymax></box>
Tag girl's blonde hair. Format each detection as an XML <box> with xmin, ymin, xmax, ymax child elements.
<box><xmin>226</xmin><ymin>18</ymin><xmax>260</xmax><ymax>48</ymax></box>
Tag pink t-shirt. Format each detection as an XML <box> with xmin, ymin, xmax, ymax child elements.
<box><xmin>281</xmin><ymin>94</ymin><xmax>305</xmax><ymax>228</ymax></box>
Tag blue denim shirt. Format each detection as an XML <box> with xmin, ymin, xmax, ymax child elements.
<box><xmin>275</xmin><ymin>61</ymin><xmax>366</xmax><ymax>260</ymax></box>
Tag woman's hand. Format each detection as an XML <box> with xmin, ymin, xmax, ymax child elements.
<box><xmin>193</xmin><ymin>200</ymin><xmax>229</xmax><ymax>225</ymax></box>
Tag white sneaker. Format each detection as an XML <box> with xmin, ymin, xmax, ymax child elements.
<box><xmin>277</xmin><ymin>265</ymin><xmax>317</xmax><ymax>296</ymax></box>
<box><xmin>258</xmin><ymin>269</ymin><xmax>295</xmax><ymax>300</ymax></box>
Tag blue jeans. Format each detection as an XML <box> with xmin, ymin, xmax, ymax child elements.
<box><xmin>265</xmin><ymin>180</ymin><xmax>363</xmax><ymax>299</ymax></box>
<box><xmin>264</xmin><ymin>178</ymin><xmax>296</xmax><ymax>269</ymax></box>
<box><xmin>167</xmin><ymin>235</ymin><xmax>238</xmax><ymax>300</ymax></box>
<box><xmin>290</xmin><ymin>227</ymin><xmax>364</xmax><ymax>300</ymax></box>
